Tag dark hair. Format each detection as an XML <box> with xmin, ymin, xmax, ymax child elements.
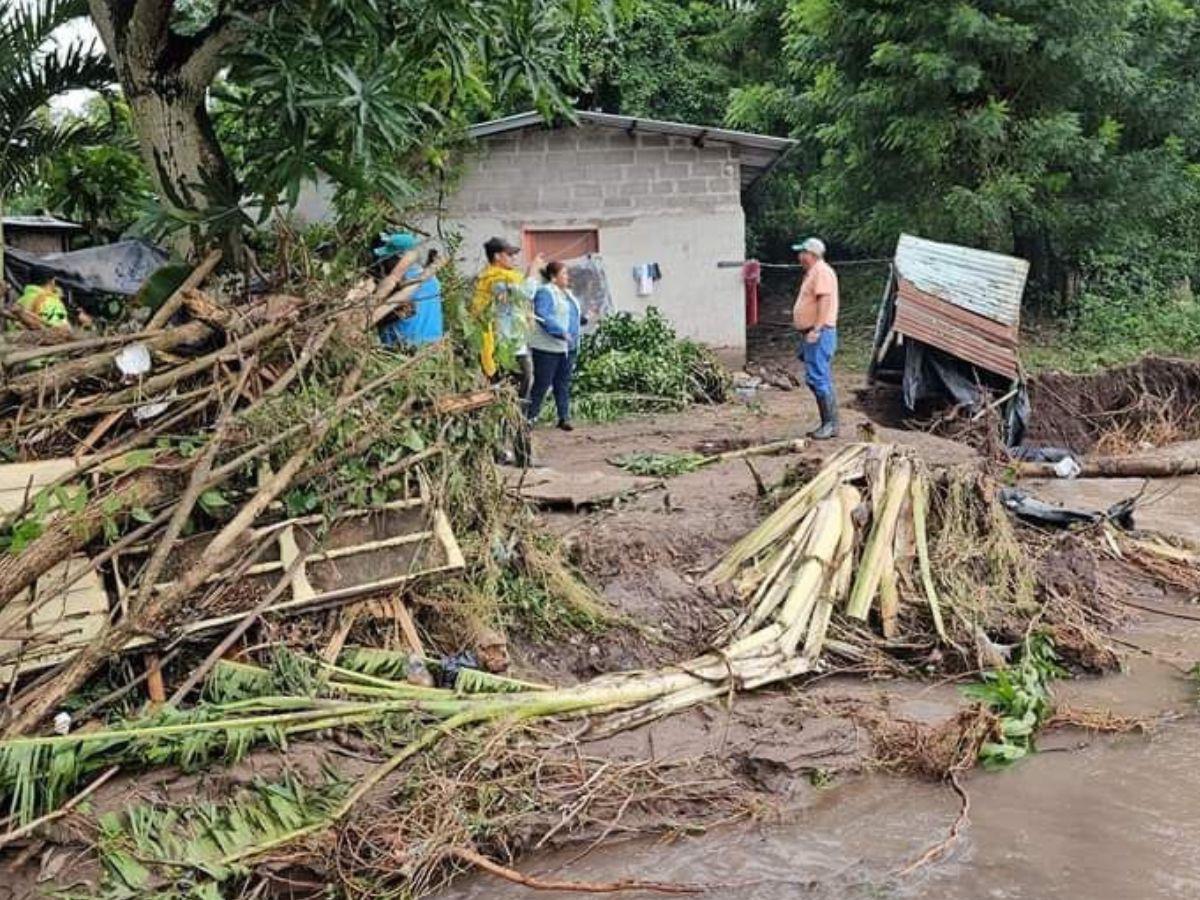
<box><xmin>542</xmin><ymin>260</ymin><xmax>566</xmax><ymax>281</ymax></box>
<box><xmin>483</xmin><ymin>236</ymin><xmax>517</xmax><ymax>262</ymax></box>
<box><xmin>426</xmin><ymin>248</ymin><xmax>439</xmax><ymax>266</ymax></box>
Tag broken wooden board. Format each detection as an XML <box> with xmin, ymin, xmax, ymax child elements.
<box><xmin>0</xmin><ymin>458</ymin><xmax>108</xmax><ymax>686</ymax></box>
<box><xmin>507</xmin><ymin>466</ymin><xmax>660</xmax><ymax>510</ymax></box>
<box><xmin>112</xmin><ymin>498</ymin><xmax>466</xmax><ymax>644</ymax></box>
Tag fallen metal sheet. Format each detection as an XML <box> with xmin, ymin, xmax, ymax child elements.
<box><xmin>894</xmin><ymin>276</ymin><xmax>1020</xmax><ymax>380</ymax></box>
<box><xmin>894</xmin><ymin>234</ymin><xmax>1029</xmax><ymax>327</ymax></box>
<box><xmin>510</xmin><ymin>466</ymin><xmax>660</xmax><ymax>509</ymax></box>
<box><xmin>113</xmin><ymin>498</ymin><xmax>466</xmax><ymax>643</ymax></box>
<box><xmin>0</xmin><ymin>458</ymin><xmax>108</xmax><ymax>686</ymax></box>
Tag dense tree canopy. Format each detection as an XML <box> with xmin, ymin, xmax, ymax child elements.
<box><xmin>83</xmin><ymin>0</ymin><xmax>614</xmax><ymax>253</ymax></box>
<box><xmin>742</xmin><ymin>0</ymin><xmax>1200</xmax><ymax>295</ymax></box>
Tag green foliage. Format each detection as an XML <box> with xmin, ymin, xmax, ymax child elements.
<box><xmin>94</xmin><ymin>776</ymin><xmax>346</xmax><ymax>895</ymax></box>
<box><xmin>0</xmin><ymin>703</ymin><xmax>297</xmax><ymax>824</ymax></box>
<box><xmin>0</xmin><ymin>0</ymin><xmax>113</xmax><ymax>201</ymax></box>
<box><xmin>963</xmin><ymin>634</ymin><xmax>1063</xmax><ymax>768</ymax></box>
<box><xmin>497</xmin><ymin>569</ymin><xmax>606</xmax><ymax>640</ymax></box>
<box><xmin>195</xmin><ymin>0</ymin><xmax>609</xmax><ymax>225</ymax></box>
<box><xmin>0</xmin><ymin>482</ymin><xmax>88</xmax><ymax>555</ymax></box>
<box><xmin>37</xmin><ymin>96</ymin><xmax>153</xmax><ymax>242</ymax></box>
<box><xmin>573</xmin><ymin>307</ymin><xmax>730</xmax><ymax>420</ymax></box>
<box><xmin>1025</xmin><ymin>275</ymin><xmax>1200</xmax><ymax>372</ymax></box>
<box><xmin>757</xmin><ymin>0</ymin><xmax>1200</xmax><ymax>297</ymax></box>
<box><xmin>611</xmin><ymin>450</ymin><xmax>709</xmax><ymax>477</ymax></box>
<box><xmin>561</xmin><ymin>0</ymin><xmax>786</xmax><ymax>127</ymax></box>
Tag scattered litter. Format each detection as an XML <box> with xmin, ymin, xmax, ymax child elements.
<box><xmin>133</xmin><ymin>394</ymin><xmax>173</xmax><ymax>420</ymax></box>
<box><xmin>114</xmin><ymin>341</ymin><xmax>152</xmax><ymax>377</ymax></box>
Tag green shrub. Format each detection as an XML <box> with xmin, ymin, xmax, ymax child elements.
<box><xmin>571</xmin><ymin>307</ymin><xmax>730</xmax><ymax>421</ymax></box>
<box><xmin>1025</xmin><ymin>272</ymin><xmax>1200</xmax><ymax>372</ymax></box>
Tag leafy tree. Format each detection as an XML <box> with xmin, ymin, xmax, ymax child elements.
<box><xmin>1</xmin><ymin>0</ymin><xmax>112</xmax><ymax>274</ymax></box>
<box><xmin>84</xmin><ymin>0</ymin><xmax>612</xmax><ymax>255</ymax></box>
<box><xmin>563</xmin><ymin>0</ymin><xmax>787</xmax><ymax>127</ymax></box>
<box><xmin>765</xmin><ymin>0</ymin><xmax>1200</xmax><ymax>298</ymax></box>
<box><xmin>40</xmin><ymin>97</ymin><xmax>152</xmax><ymax>243</ymax></box>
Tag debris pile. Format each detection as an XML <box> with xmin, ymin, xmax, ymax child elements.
<box><xmin>5</xmin><ymin>245</ymin><xmax>1200</xmax><ymax>900</ymax></box>
<box><xmin>0</xmin><ymin>244</ymin><xmax>510</xmax><ymax>736</ymax></box>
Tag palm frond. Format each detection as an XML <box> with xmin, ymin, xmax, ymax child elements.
<box><xmin>0</xmin><ymin>0</ymin><xmax>93</xmax><ymax>60</ymax></box>
<box><xmin>96</xmin><ymin>776</ymin><xmax>347</xmax><ymax>892</ymax></box>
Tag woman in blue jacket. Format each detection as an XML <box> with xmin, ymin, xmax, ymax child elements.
<box><xmin>526</xmin><ymin>261</ymin><xmax>579</xmax><ymax>430</ymax></box>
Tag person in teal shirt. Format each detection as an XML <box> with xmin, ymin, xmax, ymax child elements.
<box><xmin>373</xmin><ymin>232</ymin><xmax>443</xmax><ymax>347</ymax></box>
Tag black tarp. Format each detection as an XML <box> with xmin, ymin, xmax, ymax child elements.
<box><xmin>4</xmin><ymin>240</ymin><xmax>168</xmax><ymax>298</ymax></box>
<box><xmin>899</xmin><ymin>341</ymin><xmax>1030</xmax><ymax>446</ymax></box>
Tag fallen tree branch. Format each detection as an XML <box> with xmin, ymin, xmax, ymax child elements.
<box><xmin>449</xmin><ymin>846</ymin><xmax>703</xmax><ymax>894</ymax></box>
<box><xmin>1016</xmin><ymin>456</ymin><xmax>1200</xmax><ymax>479</ymax></box>
<box><xmin>147</xmin><ymin>249</ymin><xmax>222</xmax><ymax>329</ymax></box>
<box><xmin>2</xmin><ymin>361</ymin><xmax>366</xmax><ymax>736</ymax></box>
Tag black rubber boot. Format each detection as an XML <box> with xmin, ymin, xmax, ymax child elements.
<box><xmin>811</xmin><ymin>389</ymin><xmax>839</xmax><ymax>440</ymax></box>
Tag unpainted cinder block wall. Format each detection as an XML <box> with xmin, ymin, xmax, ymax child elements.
<box><xmin>434</xmin><ymin>125</ymin><xmax>748</xmax><ymax>364</ymax></box>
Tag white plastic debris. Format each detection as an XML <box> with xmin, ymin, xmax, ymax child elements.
<box><xmin>1053</xmin><ymin>455</ymin><xmax>1082</xmax><ymax>479</ymax></box>
<box><xmin>134</xmin><ymin>395</ymin><xmax>173</xmax><ymax>421</ymax></box>
<box><xmin>53</xmin><ymin>711</ymin><xmax>72</xmax><ymax>735</ymax></box>
<box><xmin>114</xmin><ymin>342</ymin><xmax>152</xmax><ymax>377</ymax></box>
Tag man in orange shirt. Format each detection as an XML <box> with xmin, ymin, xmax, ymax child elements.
<box><xmin>792</xmin><ymin>237</ymin><xmax>840</xmax><ymax>439</ymax></box>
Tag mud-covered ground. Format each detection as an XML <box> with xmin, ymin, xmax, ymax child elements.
<box><xmin>477</xmin><ymin>329</ymin><xmax>1200</xmax><ymax>899</ymax></box>
<box><xmin>11</xmin><ymin>301</ymin><xmax>1200</xmax><ymax>898</ymax></box>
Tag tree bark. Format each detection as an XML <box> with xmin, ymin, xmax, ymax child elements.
<box><xmin>86</xmin><ymin>1</ymin><xmax>250</xmax><ymax>254</ymax></box>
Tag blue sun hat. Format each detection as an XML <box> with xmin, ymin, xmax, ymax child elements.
<box><xmin>373</xmin><ymin>230</ymin><xmax>419</xmax><ymax>259</ymax></box>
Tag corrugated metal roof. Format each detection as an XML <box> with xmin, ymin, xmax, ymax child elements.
<box><xmin>893</xmin><ymin>234</ymin><xmax>1029</xmax><ymax>327</ymax></box>
<box><xmin>894</xmin><ymin>277</ymin><xmax>1020</xmax><ymax>380</ymax></box>
<box><xmin>467</xmin><ymin>110</ymin><xmax>796</xmax><ymax>187</ymax></box>
<box><xmin>3</xmin><ymin>215</ymin><xmax>82</xmax><ymax>231</ymax></box>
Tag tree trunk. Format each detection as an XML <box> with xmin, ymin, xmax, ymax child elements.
<box><xmin>86</xmin><ymin>0</ymin><xmax>246</xmax><ymax>257</ymax></box>
<box><xmin>124</xmin><ymin>87</ymin><xmax>237</xmax><ymax>223</ymax></box>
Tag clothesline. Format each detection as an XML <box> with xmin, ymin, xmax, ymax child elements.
<box><xmin>717</xmin><ymin>258</ymin><xmax>891</xmax><ymax>270</ymax></box>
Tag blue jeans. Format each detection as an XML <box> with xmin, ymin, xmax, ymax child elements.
<box><xmin>799</xmin><ymin>327</ymin><xmax>837</xmax><ymax>396</ymax></box>
<box><xmin>528</xmin><ymin>349</ymin><xmax>571</xmax><ymax>423</ymax></box>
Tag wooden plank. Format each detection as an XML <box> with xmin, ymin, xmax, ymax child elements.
<box><xmin>391</xmin><ymin>595</ymin><xmax>425</xmax><ymax>655</ymax></box>
<box><xmin>0</xmin><ymin>556</ymin><xmax>108</xmax><ymax>685</ymax></box>
<box><xmin>0</xmin><ymin>458</ymin><xmax>84</xmax><ymax>513</ymax></box>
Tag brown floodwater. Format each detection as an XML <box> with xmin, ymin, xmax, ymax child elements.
<box><xmin>438</xmin><ymin>611</ymin><xmax>1200</xmax><ymax>900</ymax></box>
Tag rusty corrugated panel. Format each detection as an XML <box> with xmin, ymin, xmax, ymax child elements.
<box><xmin>894</xmin><ymin>278</ymin><xmax>1020</xmax><ymax>379</ymax></box>
<box><xmin>894</xmin><ymin>234</ymin><xmax>1029</xmax><ymax>327</ymax></box>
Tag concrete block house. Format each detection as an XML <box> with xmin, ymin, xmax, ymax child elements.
<box><xmin>435</xmin><ymin>111</ymin><xmax>794</xmax><ymax>364</ymax></box>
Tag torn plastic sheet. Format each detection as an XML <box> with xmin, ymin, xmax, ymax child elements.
<box><xmin>563</xmin><ymin>254</ymin><xmax>614</xmax><ymax>332</ymax></box>
<box><xmin>134</xmin><ymin>392</ymin><xmax>175</xmax><ymax>421</ymax></box>
<box><xmin>999</xmin><ymin>487</ymin><xmax>1136</xmax><ymax>529</ymax></box>
<box><xmin>3</xmin><ymin>240</ymin><xmax>168</xmax><ymax>298</ymax></box>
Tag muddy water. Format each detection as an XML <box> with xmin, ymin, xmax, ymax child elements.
<box><xmin>439</xmin><ymin>615</ymin><xmax>1200</xmax><ymax>900</ymax></box>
